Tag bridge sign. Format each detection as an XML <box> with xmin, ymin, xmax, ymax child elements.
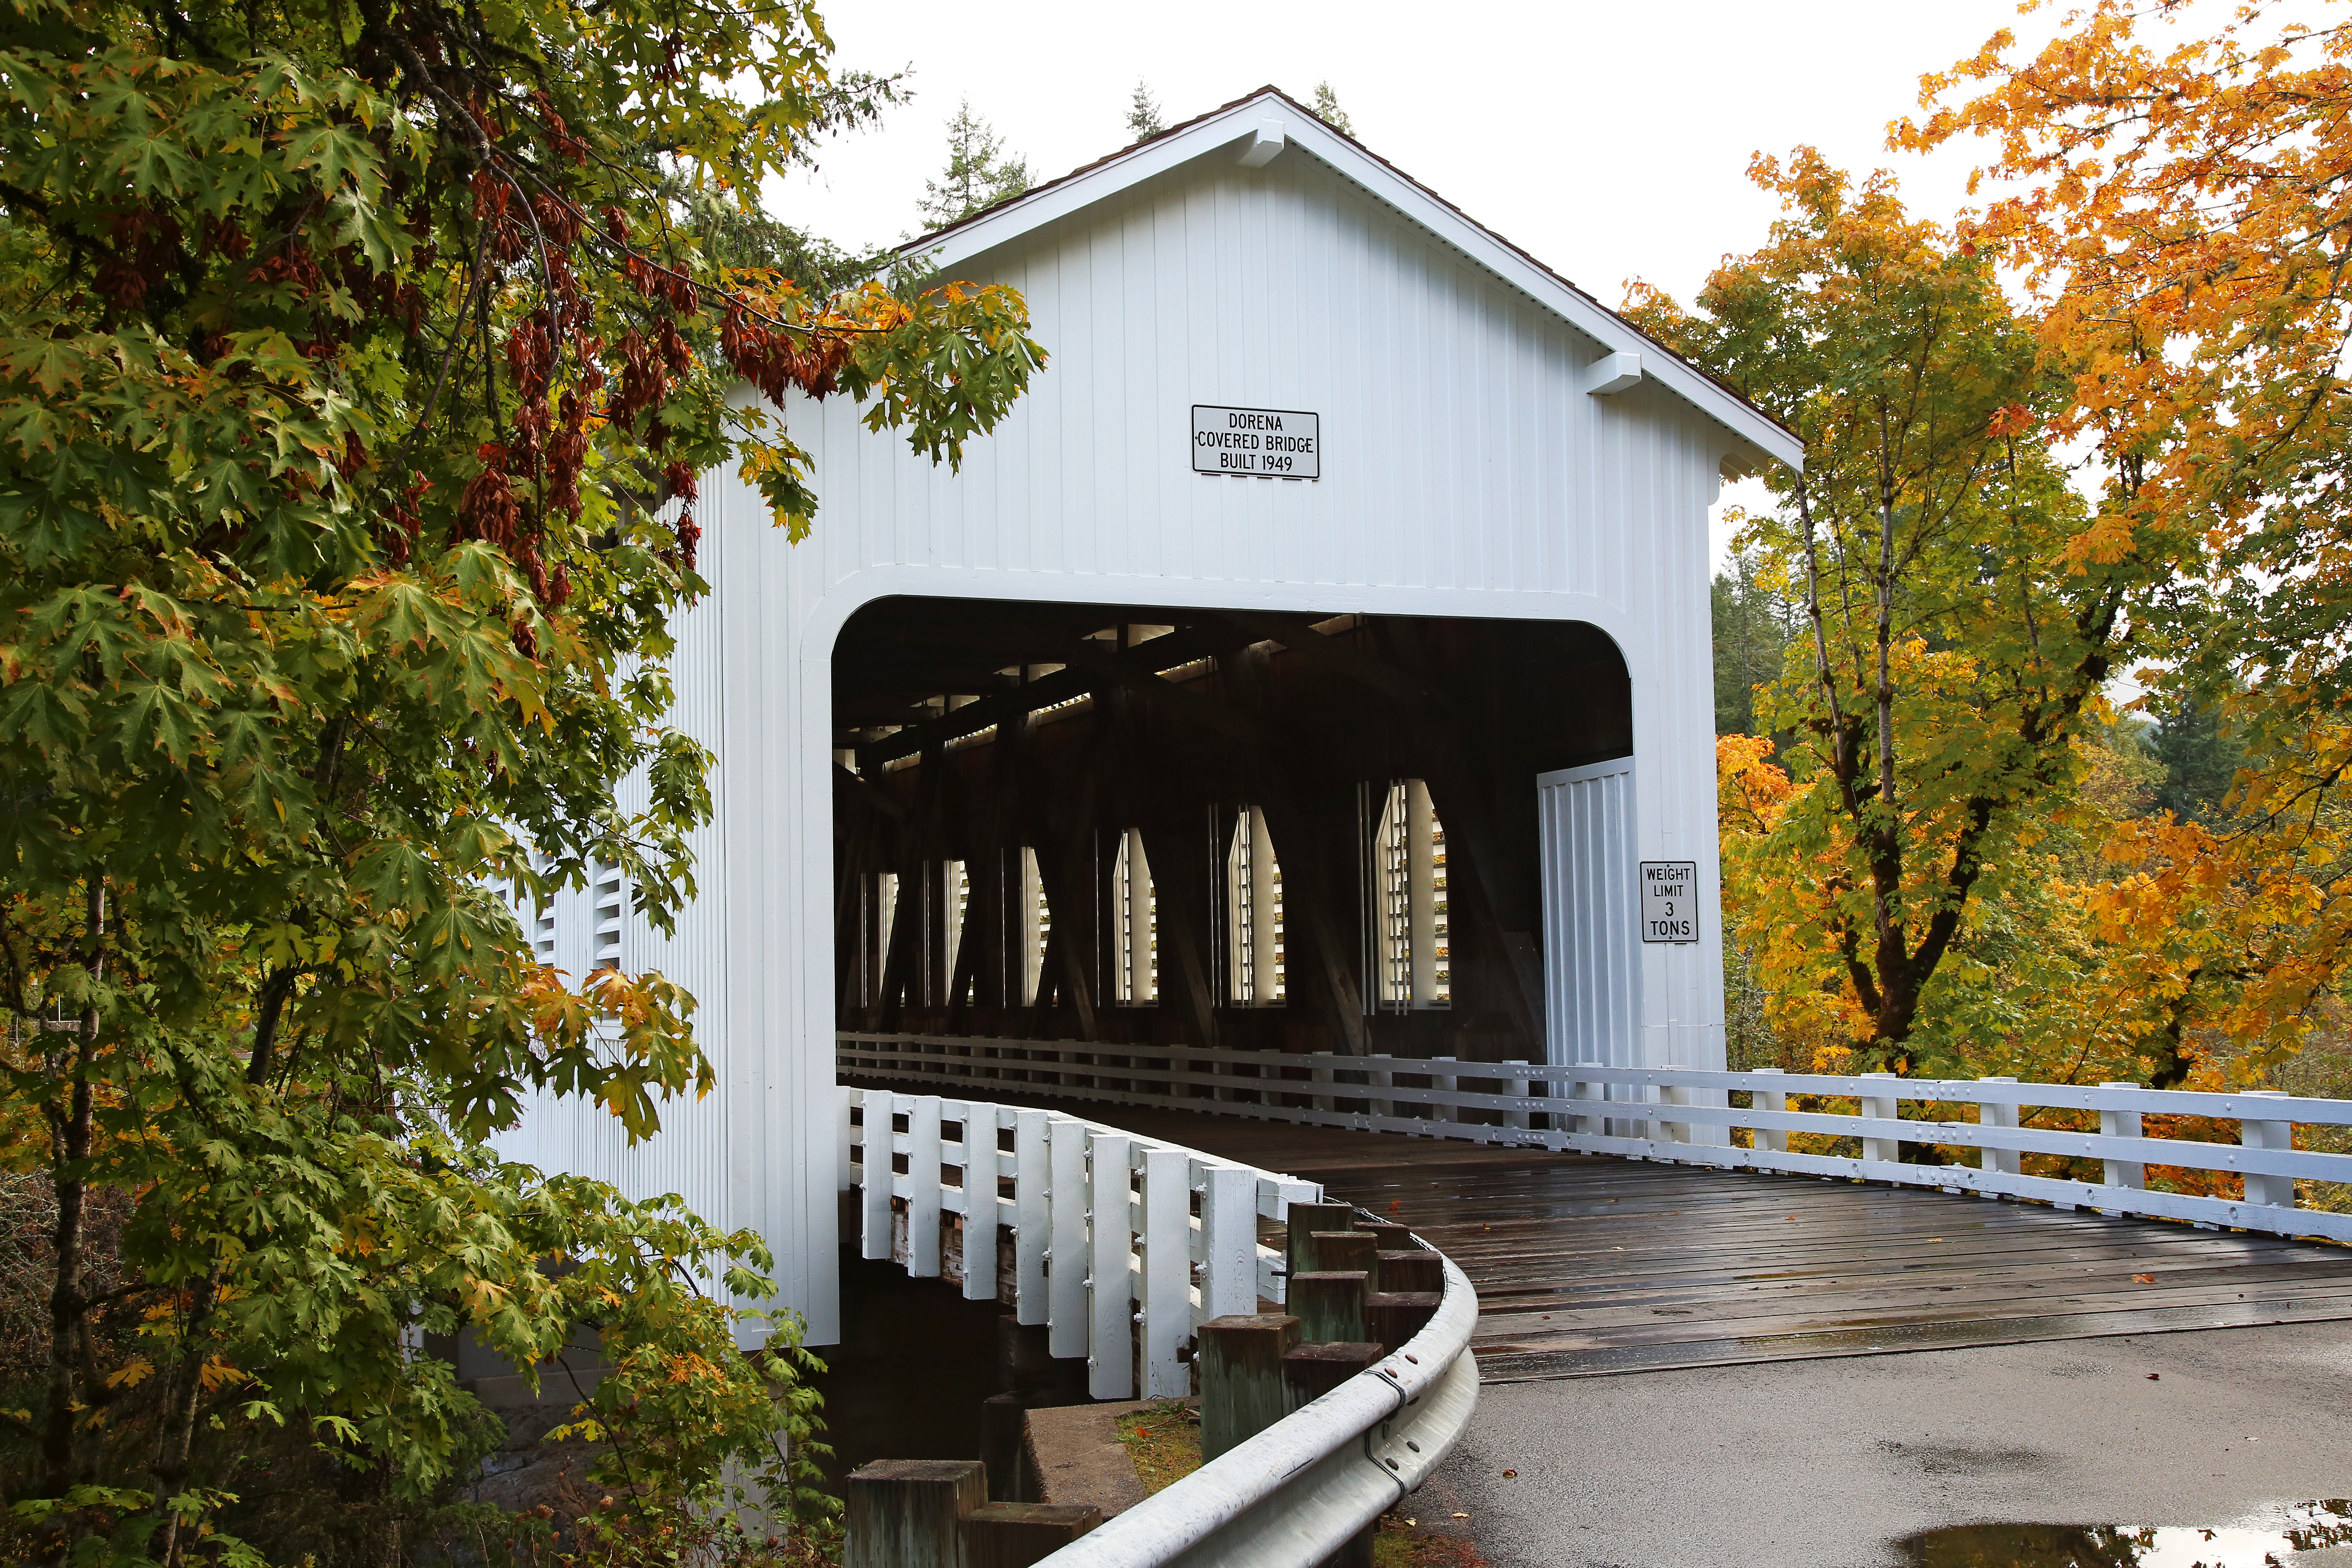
<box><xmin>1192</xmin><ymin>404</ymin><xmax>1320</xmax><ymax>479</ymax></box>
<box><xmin>1639</xmin><ymin>861</ymin><xmax>1698</xmax><ymax>943</ymax></box>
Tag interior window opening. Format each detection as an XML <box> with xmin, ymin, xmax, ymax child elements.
<box><xmin>1019</xmin><ymin>846</ymin><xmax>1050</xmax><ymax>1006</ymax></box>
<box><xmin>1225</xmin><ymin>807</ymin><xmax>1285</xmax><ymax>1006</ymax></box>
<box><xmin>1112</xmin><ymin>829</ymin><xmax>1157</xmax><ymax>1006</ymax></box>
<box><xmin>1374</xmin><ymin>780</ymin><xmax>1451</xmax><ymax>1011</ymax></box>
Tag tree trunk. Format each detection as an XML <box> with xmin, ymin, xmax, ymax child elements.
<box><xmin>36</xmin><ymin>879</ymin><xmax>103</xmax><ymax>1568</ymax></box>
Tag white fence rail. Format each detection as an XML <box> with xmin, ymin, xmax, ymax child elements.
<box><xmin>841</xmin><ymin>1035</ymin><xmax>2352</xmax><ymax>1245</ymax></box>
<box><xmin>843</xmin><ymin>1087</ymin><xmax>1321</xmax><ymax>1399</ymax></box>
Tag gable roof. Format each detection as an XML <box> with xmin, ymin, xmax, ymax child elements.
<box><xmin>900</xmin><ymin>86</ymin><xmax>1802</xmax><ymax>473</ymax></box>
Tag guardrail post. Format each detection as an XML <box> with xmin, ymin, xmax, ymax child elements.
<box><xmin>1087</xmin><ymin>1132</ymin><xmax>1134</xmax><ymax>1399</ymax></box>
<box><xmin>2098</xmin><ymin>1083</ymin><xmax>2145</xmax><ymax>1193</ymax></box>
<box><xmin>1200</xmin><ymin>1165</ymin><xmax>1258</xmax><ymax>1320</ymax></box>
<box><xmin>1140</xmin><ymin>1147</ymin><xmax>1191</xmax><ymax>1398</ymax></box>
<box><xmin>846</xmin><ymin>1459</ymin><xmax>985</xmax><ymax>1568</ymax></box>
<box><xmin>1432</xmin><ymin>1055</ymin><xmax>1458</xmax><ymax>1124</ymax></box>
<box><xmin>963</xmin><ymin>1502</ymin><xmax>1102</xmax><ymax>1568</ymax></box>
<box><xmin>1751</xmin><ymin>1067</ymin><xmax>1788</xmax><ymax>1153</ymax></box>
<box><xmin>1375</xmin><ymin>1250</ymin><xmax>1442</xmax><ymax>1293</ymax></box>
<box><xmin>1311</xmin><ymin>1049</ymin><xmax>1335</xmax><ymax>1113</ymax></box>
<box><xmin>1977</xmin><ymin>1077</ymin><xmax>2021</xmax><ymax>1177</ymax></box>
<box><xmin>2243</xmin><ymin>1090</ymin><xmax>2296</xmax><ymax>1208</ymax></box>
<box><xmin>1286</xmin><ymin>1200</ymin><xmax>1355</xmax><ymax>1279</ymax></box>
<box><xmin>1013</xmin><ymin>1110</ymin><xmax>1050</xmax><ymax>1325</ymax></box>
<box><xmin>1367</xmin><ymin>1054</ymin><xmax>1395</xmax><ymax>1119</ymax></box>
<box><xmin>908</xmin><ymin>1096</ymin><xmax>944</xmax><ymax>1275</ymax></box>
<box><xmin>862</xmin><ymin>1092</ymin><xmax>894</xmax><ymax>1260</ymax></box>
<box><xmin>1199</xmin><ymin>1313</ymin><xmax>1301</xmax><ymax>1461</ymax></box>
<box><xmin>1046</xmin><ymin>1116</ymin><xmax>1088</xmax><ymax>1359</ymax></box>
<box><xmin>1311</xmin><ymin>1231</ymin><xmax>1379</xmax><ymax>1292</ymax></box>
<box><xmin>1354</xmin><ymin>1219</ymin><xmax>1413</xmax><ymax>1251</ymax></box>
<box><xmin>1366</xmin><ymin>1290</ymin><xmax>1442</xmax><ymax>1352</ymax></box>
<box><xmin>981</xmin><ymin>1392</ymin><xmax>1026</xmax><ymax>1502</ymax></box>
<box><xmin>1290</xmin><ymin>1271</ymin><xmax>1368</xmax><ymax>1344</ymax></box>
<box><xmin>1860</xmin><ymin>1072</ymin><xmax>1901</xmax><ymax>1165</ymax></box>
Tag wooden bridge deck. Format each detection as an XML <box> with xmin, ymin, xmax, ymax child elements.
<box><xmin>879</xmin><ymin>1088</ymin><xmax>2352</xmax><ymax>1382</ymax></box>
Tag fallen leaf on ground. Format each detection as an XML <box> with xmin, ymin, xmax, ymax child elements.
<box><xmin>2133</xmin><ymin>1273</ymin><xmax>2156</xmax><ymax>1284</ymax></box>
<box><xmin>1501</xmin><ymin>1470</ymin><xmax>1516</xmax><ymax>1478</ymax></box>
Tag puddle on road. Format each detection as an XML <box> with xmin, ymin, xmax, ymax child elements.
<box><xmin>1897</xmin><ymin>1502</ymin><xmax>2352</xmax><ymax>1566</ymax></box>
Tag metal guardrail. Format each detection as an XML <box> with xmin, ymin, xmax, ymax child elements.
<box><xmin>840</xmin><ymin>1088</ymin><xmax>1483</xmax><ymax>1567</ymax></box>
<box><xmin>841</xmin><ymin>1035</ymin><xmax>2352</xmax><ymax>1244</ymax></box>
<box><xmin>1035</xmin><ymin>1254</ymin><xmax>1480</xmax><ymax>1568</ymax></box>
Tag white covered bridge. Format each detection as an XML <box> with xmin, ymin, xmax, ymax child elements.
<box><xmin>495</xmin><ymin>85</ymin><xmax>2352</xmax><ymax>1568</ymax></box>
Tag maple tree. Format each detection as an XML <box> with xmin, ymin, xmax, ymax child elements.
<box><xmin>0</xmin><ymin>0</ymin><xmax>1043</xmax><ymax>1557</ymax></box>
<box><xmin>1635</xmin><ymin>150</ymin><xmax>2159</xmax><ymax>1070</ymax></box>
<box><xmin>1894</xmin><ymin>0</ymin><xmax>2352</xmax><ymax>1094</ymax></box>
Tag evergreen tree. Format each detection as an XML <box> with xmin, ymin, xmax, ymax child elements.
<box><xmin>2150</xmin><ymin>690</ymin><xmax>2246</xmax><ymax>822</ymax></box>
<box><xmin>1310</xmin><ymin>80</ymin><xmax>1354</xmax><ymax>135</ymax></box>
<box><xmin>1127</xmin><ymin>80</ymin><xmax>1167</xmax><ymax>141</ymax></box>
<box><xmin>918</xmin><ymin>100</ymin><xmax>1033</xmax><ymax>229</ymax></box>
<box><xmin>1711</xmin><ymin>548</ymin><xmax>1800</xmax><ymax>735</ymax></box>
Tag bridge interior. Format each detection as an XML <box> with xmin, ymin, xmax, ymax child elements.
<box><xmin>831</xmin><ymin>596</ymin><xmax>1631</xmax><ymax>1072</ymax></box>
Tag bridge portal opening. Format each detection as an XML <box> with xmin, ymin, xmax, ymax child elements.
<box><xmin>831</xmin><ymin>596</ymin><xmax>1630</xmax><ymax>1099</ymax></box>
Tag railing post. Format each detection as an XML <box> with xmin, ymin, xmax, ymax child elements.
<box><xmin>1570</xmin><ymin>1061</ymin><xmax>1605</xmax><ymax>1138</ymax></box>
<box><xmin>1503</xmin><ymin>1059</ymin><xmax>1531</xmax><ymax>1130</ymax></box>
<box><xmin>2243</xmin><ymin>1090</ymin><xmax>2296</xmax><ymax>1209</ymax></box>
<box><xmin>1286</xmin><ymin>1200</ymin><xmax>1355</xmax><ymax>1279</ymax></box>
<box><xmin>959</xmin><ymin>1105</ymin><xmax>999</xmax><ymax>1302</ymax></box>
<box><xmin>1087</xmin><ymin>1132</ymin><xmax>1134</xmax><ymax>1399</ymax></box>
<box><xmin>1660</xmin><ymin>1071</ymin><xmax>1692</xmax><ymax>1143</ymax></box>
<box><xmin>1200</xmin><ymin>1165</ymin><xmax>1259</xmax><ymax>1320</ymax></box>
<box><xmin>1013</xmin><ymin>1109</ymin><xmax>1050</xmax><ymax>1325</ymax></box>
<box><xmin>1289</xmin><ymin>1270</ymin><xmax>1368</xmax><ymax>1344</ymax></box>
<box><xmin>1431</xmin><ymin>1055</ymin><xmax>1458</xmax><ymax>1125</ymax></box>
<box><xmin>1140</xmin><ymin>1147</ymin><xmax>1191</xmax><ymax>1398</ymax></box>
<box><xmin>908</xmin><ymin>1096</ymin><xmax>944</xmax><ymax>1275</ymax></box>
<box><xmin>1977</xmin><ymin>1076</ymin><xmax>2021</xmax><ymax>1178</ymax></box>
<box><xmin>1859</xmin><ymin>1072</ymin><xmax>1901</xmax><ymax>1165</ymax></box>
<box><xmin>2098</xmin><ymin>1082</ymin><xmax>2145</xmax><ymax>1193</ymax></box>
<box><xmin>1751</xmin><ymin>1067</ymin><xmax>1788</xmax><ymax>1153</ymax></box>
<box><xmin>1367</xmin><ymin>1054</ymin><xmax>1395</xmax><ymax>1120</ymax></box>
<box><xmin>1310</xmin><ymin>1049</ymin><xmax>1336</xmax><ymax>1113</ymax></box>
<box><xmin>1311</xmin><ymin>1231</ymin><xmax>1379</xmax><ymax>1292</ymax></box>
<box><xmin>1046</xmin><ymin>1115</ymin><xmax>1089</xmax><ymax>1359</ymax></box>
<box><xmin>862</xmin><ymin>1092</ymin><xmax>894</xmax><ymax>1260</ymax></box>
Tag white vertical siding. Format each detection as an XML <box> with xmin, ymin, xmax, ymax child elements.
<box><xmin>504</xmin><ymin>139</ymin><xmax>1745</xmax><ymax>1343</ymax></box>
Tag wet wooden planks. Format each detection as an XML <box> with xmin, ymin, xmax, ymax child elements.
<box><xmin>844</xmin><ymin>1083</ymin><xmax>2352</xmax><ymax>1381</ymax></box>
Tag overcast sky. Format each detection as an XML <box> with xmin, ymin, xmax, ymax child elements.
<box><xmin>774</xmin><ymin>0</ymin><xmax>2065</xmax><ymax>568</ymax></box>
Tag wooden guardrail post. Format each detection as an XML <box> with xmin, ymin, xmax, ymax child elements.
<box><xmin>1431</xmin><ymin>1056</ymin><xmax>1458</xmax><ymax>1123</ymax></box>
<box><xmin>1503</xmin><ymin>1059</ymin><xmax>1531</xmax><ymax>1129</ymax></box>
<box><xmin>1751</xmin><ymin>1067</ymin><xmax>1788</xmax><ymax>1153</ymax></box>
<box><xmin>847</xmin><ymin>1459</ymin><xmax>986</xmax><ymax>1568</ymax></box>
<box><xmin>1289</xmin><ymin>1270</ymin><xmax>1368</xmax><ymax>1344</ymax></box>
<box><xmin>2099</xmin><ymin>1082</ymin><xmax>2146</xmax><ymax>1194</ymax></box>
<box><xmin>1366</xmin><ymin>1290</ymin><xmax>1442</xmax><ymax>1351</ymax></box>
<box><xmin>1012</xmin><ymin>1109</ymin><xmax>1050</xmax><ymax>1325</ymax></box>
<box><xmin>1659</xmin><ymin>1076</ymin><xmax>1692</xmax><ymax>1143</ymax></box>
<box><xmin>1374</xmin><ymin>1250</ymin><xmax>1442</xmax><ymax>1293</ymax></box>
<box><xmin>1353</xmin><ymin>1218</ymin><xmax>1413</xmax><ymax>1252</ymax></box>
<box><xmin>1199</xmin><ymin>1313</ymin><xmax>1301</xmax><ymax>1460</ymax></box>
<box><xmin>1310</xmin><ymin>1231</ymin><xmax>1379</xmax><ymax>1292</ymax></box>
<box><xmin>2243</xmin><ymin>1090</ymin><xmax>2296</xmax><ymax>1208</ymax></box>
<box><xmin>862</xmin><ymin>1091</ymin><xmax>896</xmax><ymax>1260</ymax></box>
<box><xmin>1859</xmin><ymin>1072</ymin><xmax>1901</xmax><ymax>1164</ymax></box>
<box><xmin>1977</xmin><ymin>1077</ymin><xmax>2021</xmax><ymax>1176</ymax></box>
<box><xmin>981</xmin><ymin>1393</ymin><xmax>1027</xmax><ymax>1502</ymax></box>
<box><xmin>962</xmin><ymin>1503</ymin><xmax>1103</xmax><ymax>1568</ymax></box>
<box><xmin>1286</xmin><ymin>1200</ymin><xmax>1355</xmax><ymax>1279</ymax></box>
<box><xmin>908</xmin><ymin>1096</ymin><xmax>944</xmax><ymax>1275</ymax></box>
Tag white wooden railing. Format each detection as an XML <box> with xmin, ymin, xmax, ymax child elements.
<box><xmin>843</xmin><ymin>1087</ymin><xmax>1321</xmax><ymax>1399</ymax></box>
<box><xmin>839</xmin><ymin>1085</ymin><xmax>1484</xmax><ymax>1568</ymax></box>
<box><xmin>840</xmin><ymin>1035</ymin><xmax>2352</xmax><ymax>1245</ymax></box>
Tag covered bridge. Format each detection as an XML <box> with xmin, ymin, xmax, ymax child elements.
<box><xmin>499</xmin><ymin>86</ymin><xmax>1801</xmax><ymax>1342</ymax></box>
